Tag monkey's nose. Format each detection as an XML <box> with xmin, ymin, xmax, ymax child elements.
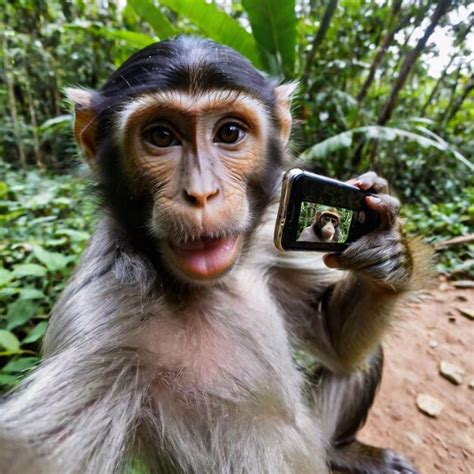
<box><xmin>183</xmin><ymin>187</ymin><xmax>220</xmax><ymax>207</ymax></box>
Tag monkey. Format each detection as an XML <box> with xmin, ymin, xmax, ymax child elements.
<box><xmin>298</xmin><ymin>208</ymin><xmax>342</xmax><ymax>243</ymax></box>
<box><xmin>0</xmin><ymin>37</ymin><xmax>431</xmax><ymax>474</ymax></box>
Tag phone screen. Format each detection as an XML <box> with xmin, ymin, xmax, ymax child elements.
<box><xmin>296</xmin><ymin>203</ymin><xmax>354</xmax><ymax>244</ymax></box>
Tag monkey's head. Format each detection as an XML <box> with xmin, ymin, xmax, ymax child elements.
<box><xmin>67</xmin><ymin>37</ymin><xmax>295</xmax><ymax>285</ymax></box>
<box><xmin>313</xmin><ymin>209</ymin><xmax>341</xmax><ymax>241</ymax></box>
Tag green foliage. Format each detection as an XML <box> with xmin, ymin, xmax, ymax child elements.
<box><xmin>157</xmin><ymin>0</ymin><xmax>262</xmax><ymax>68</ymax></box>
<box><xmin>67</xmin><ymin>24</ymin><xmax>156</xmax><ymax>49</ymax></box>
<box><xmin>298</xmin><ymin>125</ymin><xmax>472</xmax><ymax>172</ymax></box>
<box><xmin>2</xmin><ymin>0</ymin><xmax>472</xmax><ymax>205</ymax></box>
<box><xmin>242</xmin><ymin>0</ymin><xmax>296</xmax><ymax>76</ymax></box>
<box><xmin>403</xmin><ymin>188</ymin><xmax>474</xmax><ymax>278</ymax></box>
<box><xmin>128</xmin><ymin>0</ymin><xmax>176</xmax><ymax>39</ymax></box>
<box><xmin>0</xmin><ymin>162</ymin><xmax>95</xmax><ymax>387</ymax></box>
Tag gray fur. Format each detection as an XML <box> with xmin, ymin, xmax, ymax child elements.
<box><xmin>0</xmin><ymin>194</ymin><xmax>420</xmax><ymax>473</ymax></box>
<box><xmin>0</xmin><ymin>208</ymin><xmax>335</xmax><ymax>474</ymax></box>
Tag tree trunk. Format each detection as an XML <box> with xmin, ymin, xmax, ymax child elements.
<box><xmin>382</xmin><ymin>2</ymin><xmax>431</xmax><ymax>82</ymax></box>
<box><xmin>377</xmin><ymin>0</ymin><xmax>453</xmax><ymax>126</ymax></box>
<box><xmin>387</xmin><ymin>23</ymin><xmax>416</xmax><ymax>81</ymax></box>
<box><xmin>443</xmin><ymin>76</ymin><xmax>474</xmax><ymax>124</ymax></box>
<box><xmin>356</xmin><ymin>0</ymin><xmax>404</xmax><ymax>103</ymax></box>
<box><xmin>25</xmin><ymin>82</ymin><xmax>45</xmax><ymax>170</ymax></box>
<box><xmin>420</xmin><ymin>53</ymin><xmax>457</xmax><ymax>116</ymax></box>
<box><xmin>3</xmin><ymin>36</ymin><xmax>27</xmax><ymax>168</ymax></box>
<box><xmin>421</xmin><ymin>21</ymin><xmax>473</xmax><ymax>115</ymax></box>
<box><xmin>438</xmin><ymin>64</ymin><xmax>462</xmax><ymax>123</ymax></box>
<box><xmin>302</xmin><ymin>0</ymin><xmax>338</xmax><ymax>88</ymax></box>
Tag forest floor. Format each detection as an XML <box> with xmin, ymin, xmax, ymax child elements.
<box><xmin>360</xmin><ymin>278</ymin><xmax>474</xmax><ymax>474</ymax></box>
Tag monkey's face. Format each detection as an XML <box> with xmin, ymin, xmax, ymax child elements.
<box><xmin>314</xmin><ymin>213</ymin><xmax>340</xmax><ymax>241</ymax></box>
<box><xmin>118</xmin><ymin>90</ymin><xmax>271</xmax><ymax>282</ymax></box>
<box><xmin>67</xmin><ymin>38</ymin><xmax>294</xmax><ymax>286</ymax></box>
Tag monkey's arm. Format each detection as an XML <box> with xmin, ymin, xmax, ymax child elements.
<box><xmin>313</xmin><ymin>172</ymin><xmax>431</xmax><ymax>373</ymax></box>
<box><xmin>319</xmin><ymin>234</ymin><xmax>429</xmax><ymax>373</ymax></box>
<box><xmin>268</xmin><ymin>173</ymin><xmax>430</xmax><ymax>374</ymax></box>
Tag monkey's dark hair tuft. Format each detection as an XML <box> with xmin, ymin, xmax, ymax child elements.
<box><xmin>98</xmin><ymin>36</ymin><xmax>276</xmax><ymax>110</ymax></box>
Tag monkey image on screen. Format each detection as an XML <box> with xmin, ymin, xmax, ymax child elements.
<box><xmin>297</xmin><ymin>204</ymin><xmax>353</xmax><ymax>243</ymax></box>
<box><xmin>0</xmin><ymin>37</ymin><xmax>428</xmax><ymax>474</ymax></box>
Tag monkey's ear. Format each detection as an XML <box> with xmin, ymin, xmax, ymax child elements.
<box><xmin>65</xmin><ymin>87</ymin><xmax>99</xmax><ymax>166</ymax></box>
<box><xmin>274</xmin><ymin>82</ymin><xmax>298</xmax><ymax>147</ymax></box>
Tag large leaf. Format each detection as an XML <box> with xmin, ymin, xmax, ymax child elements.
<box><xmin>0</xmin><ymin>374</ymin><xmax>18</xmax><ymax>386</ymax></box>
<box><xmin>128</xmin><ymin>0</ymin><xmax>176</xmax><ymax>39</ymax></box>
<box><xmin>0</xmin><ymin>181</ymin><xmax>9</xmax><ymax>199</ymax></box>
<box><xmin>242</xmin><ymin>0</ymin><xmax>296</xmax><ymax>76</ymax></box>
<box><xmin>158</xmin><ymin>0</ymin><xmax>262</xmax><ymax>69</ymax></box>
<box><xmin>66</xmin><ymin>23</ymin><xmax>155</xmax><ymax>49</ymax></box>
<box><xmin>96</xmin><ymin>28</ymin><xmax>156</xmax><ymax>49</ymax></box>
<box><xmin>0</xmin><ymin>330</ymin><xmax>20</xmax><ymax>352</ymax></box>
<box><xmin>298</xmin><ymin>125</ymin><xmax>474</xmax><ymax>171</ymax></box>
<box><xmin>0</xmin><ymin>268</ymin><xmax>13</xmax><ymax>287</ymax></box>
<box><xmin>56</xmin><ymin>229</ymin><xmax>90</xmax><ymax>242</ymax></box>
<box><xmin>23</xmin><ymin>322</ymin><xmax>48</xmax><ymax>344</ymax></box>
<box><xmin>0</xmin><ymin>288</ymin><xmax>19</xmax><ymax>298</ymax></box>
<box><xmin>12</xmin><ymin>263</ymin><xmax>47</xmax><ymax>278</ymax></box>
<box><xmin>32</xmin><ymin>244</ymin><xmax>70</xmax><ymax>272</ymax></box>
<box><xmin>7</xmin><ymin>300</ymin><xmax>37</xmax><ymax>330</ymax></box>
<box><xmin>2</xmin><ymin>357</ymin><xmax>39</xmax><ymax>373</ymax></box>
<box><xmin>40</xmin><ymin>114</ymin><xmax>72</xmax><ymax>133</ymax></box>
<box><xmin>18</xmin><ymin>288</ymin><xmax>46</xmax><ymax>300</ymax></box>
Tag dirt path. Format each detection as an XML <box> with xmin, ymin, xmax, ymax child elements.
<box><xmin>360</xmin><ymin>281</ymin><xmax>474</xmax><ymax>473</ymax></box>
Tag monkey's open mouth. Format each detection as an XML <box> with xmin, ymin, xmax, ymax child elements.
<box><xmin>167</xmin><ymin>235</ymin><xmax>241</xmax><ymax>280</ymax></box>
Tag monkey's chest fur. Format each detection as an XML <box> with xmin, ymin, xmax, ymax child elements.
<box><xmin>141</xmin><ymin>267</ymin><xmax>327</xmax><ymax>473</ymax></box>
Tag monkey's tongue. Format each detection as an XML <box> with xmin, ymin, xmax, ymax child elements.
<box><xmin>170</xmin><ymin>236</ymin><xmax>239</xmax><ymax>278</ymax></box>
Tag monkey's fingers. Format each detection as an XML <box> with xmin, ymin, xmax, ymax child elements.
<box><xmin>339</xmin><ymin>231</ymin><xmax>405</xmax><ymax>269</ymax></box>
<box><xmin>323</xmin><ymin>193</ymin><xmax>399</xmax><ymax>270</ymax></box>
<box><xmin>365</xmin><ymin>194</ymin><xmax>400</xmax><ymax>230</ymax></box>
<box><xmin>347</xmin><ymin>171</ymin><xmax>389</xmax><ymax>194</ymax></box>
<box><xmin>325</xmin><ymin>230</ymin><xmax>411</xmax><ymax>289</ymax></box>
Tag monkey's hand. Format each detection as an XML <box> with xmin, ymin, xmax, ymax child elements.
<box><xmin>323</xmin><ymin>172</ymin><xmax>412</xmax><ymax>292</ymax></box>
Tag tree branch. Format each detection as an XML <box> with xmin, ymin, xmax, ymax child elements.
<box><xmin>302</xmin><ymin>0</ymin><xmax>338</xmax><ymax>89</ymax></box>
<box><xmin>377</xmin><ymin>0</ymin><xmax>453</xmax><ymax>126</ymax></box>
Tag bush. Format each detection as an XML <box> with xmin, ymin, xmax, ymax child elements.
<box><xmin>403</xmin><ymin>188</ymin><xmax>474</xmax><ymax>278</ymax></box>
<box><xmin>0</xmin><ymin>162</ymin><xmax>95</xmax><ymax>387</ymax></box>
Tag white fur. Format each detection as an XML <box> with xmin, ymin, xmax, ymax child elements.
<box><xmin>0</xmin><ymin>207</ymin><xmax>338</xmax><ymax>473</ymax></box>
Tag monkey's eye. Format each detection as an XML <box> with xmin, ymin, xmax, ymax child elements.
<box><xmin>144</xmin><ymin>125</ymin><xmax>181</xmax><ymax>148</ymax></box>
<box><xmin>214</xmin><ymin>122</ymin><xmax>246</xmax><ymax>144</ymax></box>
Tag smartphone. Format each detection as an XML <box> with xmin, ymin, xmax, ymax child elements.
<box><xmin>274</xmin><ymin>169</ymin><xmax>381</xmax><ymax>252</ymax></box>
